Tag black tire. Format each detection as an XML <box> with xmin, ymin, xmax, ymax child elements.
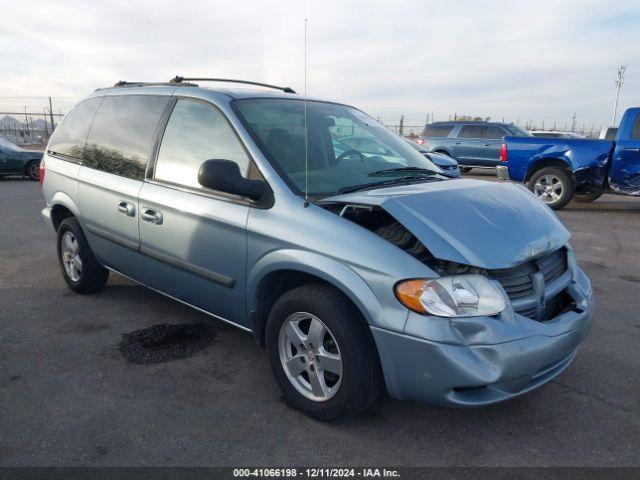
<box><xmin>574</xmin><ymin>188</ymin><xmax>603</xmax><ymax>203</ymax></box>
<box><xmin>266</xmin><ymin>283</ymin><xmax>382</xmax><ymax>421</ymax></box>
<box><xmin>25</xmin><ymin>160</ymin><xmax>40</xmax><ymax>181</ymax></box>
<box><xmin>459</xmin><ymin>167</ymin><xmax>473</xmax><ymax>174</ymax></box>
<box><xmin>527</xmin><ymin>167</ymin><xmax>575</xmax><ymax>210</ymax></box>
<box><xmin>57</xmin><ymin>217</ymin><xmax>109</xmax><ymax>293</ymax></box>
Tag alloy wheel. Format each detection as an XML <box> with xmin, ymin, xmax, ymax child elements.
<box><xmin>278</xmin><ymin>312</ymin><xmax>343</xmax><ymax>402</ymax></box>
<box><xmin>61</xmin><ymin>231</ymin><xmax>83</xmax><ymax>282</ymax></box>
<box><xmin>28</xmin><ymin>163</ymin><xmax>40</xmax><ymax>180</ymax></box>
<box><xmin>533</xmin><ymin>174</ymin><xmax>563</xmax><ymax>204</ymax></box>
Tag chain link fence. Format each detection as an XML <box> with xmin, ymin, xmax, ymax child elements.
<box><xmin>0</xmin><ymin>96</ymin><xmax>610</xmax><ymax>148</ymax></box>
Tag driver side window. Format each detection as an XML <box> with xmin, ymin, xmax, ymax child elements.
<box><xmin>155</xmin><ymin>98</ymin><xmax>250</xmax><ymax>189</ymax></box>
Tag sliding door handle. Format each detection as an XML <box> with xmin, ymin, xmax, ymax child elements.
<box><xmin>141</xmin><ymin>208</ymin><xmax>163</xmax><ymax>225</ymax></box>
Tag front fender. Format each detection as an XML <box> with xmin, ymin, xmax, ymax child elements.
<box><xmin>247</xmin><ymin>249</ymin><xmax>391</xmax><ymax>330</ymax></box>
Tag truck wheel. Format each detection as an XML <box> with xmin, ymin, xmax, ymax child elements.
<box><xmin>574</xmin><ymin>188</ymin><xmax>603</xmax><ymax>203</ymax></box>
<box><xmin>265</xmin><ymin>283</ymin><xmax>382</xmax><ymax>421</ymax></box>
<box><xmin>57</xmin><ymin>217</ymin><xmax>109</xmax><ymax>293</ymax></box>
<box><xmin>25</xmin><ymin>160</ymin><xmax>41</xmax><ymax>181</ymax></box>
<box><xmin>528</xmin><ymin>167</ymin><xmax>575</xmax><ymax>210</ymax></box>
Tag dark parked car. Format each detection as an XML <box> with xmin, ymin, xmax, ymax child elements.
<box><xmin>420</xmin><ymin>122</ymin><xmax>531</xmax><ymax>171</ymax></box>
<box><xmin>404</xmin><ymin>138</ymin><xmax>460</xmax><ymax>177</ymax></box>
<box><xmin>0</xmin><ymin>138</ymin><xmax>43</xmax><ymax>180</ymax></box>
<box><xmin>333</xmin><ymin>135</ymin><xmax>459</xmax><ymax>177</ymax></box>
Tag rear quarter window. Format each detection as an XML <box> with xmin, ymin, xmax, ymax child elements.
<box><xmin>47</xmin><ymin>97</ymin><xmax>102</xmax><ymax>161</ymax></box>
<box><xmin>604</xmin><ymin>128</ymin><xmax>618</xmax><ymax>141</ymax></box>
<box><xmin>485</xmin><ymin>126</ymin><xmax>508</xmax><ymax>140</ymax></box>
<box><xmin>631</xmin><ymin>116</ymin><xmax>640</xmax><ymax>140</ymax></box>
<box><xmin>83</xmin><ymin>95</ymin><xmax>170</xmax><ymax>180</ymax></box>
<box><xmin>458</xmin><ymin>125</ymin><xmax>485</xmax><ymax>138</ymax></box>
<box><xmin>422</xmin><ymin>124</ymin><xmax>454</xmax><ymax>138</ymax></box>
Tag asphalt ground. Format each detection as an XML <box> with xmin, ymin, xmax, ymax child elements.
<box><xmin>1</xmin><ymin>171</ymin><xmax>639</xmax><ymax>467</ymax></box>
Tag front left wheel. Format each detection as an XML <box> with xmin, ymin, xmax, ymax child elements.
<box><xmin>266</xmin><ymin>283</ymin><xmax>382</xmax><ymax>421</ymax></box>
<box><xmin>57</xmin><ymin>217</ymin><xmax>109</xmax><ymax>293</ymax></box>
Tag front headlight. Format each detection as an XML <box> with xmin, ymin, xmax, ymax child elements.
<box><xmin>395</xmin><ymin>274</ymin><xmax>506</xmax><ymax>317</ymax></box>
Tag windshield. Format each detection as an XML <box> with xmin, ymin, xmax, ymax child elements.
<box><xmin>0</xmin><ymin>138</ymin><xmax>21</xmax><ymax>151</ymax></box>
<box><xmin>233</xmin><ymin>99</ymin><xmax>443</xmax><ymax>196</ymax></box>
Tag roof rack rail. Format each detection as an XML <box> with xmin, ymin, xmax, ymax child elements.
<box><xmin>112</xmin><ymin>80</ymin><xmax>197</xmax><ymax>88</ymax></box>
<box><xmin>170</xmin><ymin>76</ymin><xmax>296</xmax><ymax>94</ymax></box>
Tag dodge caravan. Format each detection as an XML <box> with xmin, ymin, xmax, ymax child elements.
<box><xmin>41</xmin><ymin>78</ymin><xmax>595</xmax><ymax>420</ymax></box>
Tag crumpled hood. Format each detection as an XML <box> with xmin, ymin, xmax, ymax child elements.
<box><xmin>325</xmin><ymin>179</ymin><xmax>570</xmax><ymax>269</ymax></box>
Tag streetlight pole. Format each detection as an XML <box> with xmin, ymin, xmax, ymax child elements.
<box><xmin>612</xmin><ymin>65</ymin><xmax>627</xmax><ymax>126</ymax></box>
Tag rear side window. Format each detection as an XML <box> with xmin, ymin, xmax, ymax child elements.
<box><xmin>47</xmin><ymin>97</ymin><xmax>101</xmax><ymax>160</ymax></box>
<box><xmin>485</xmin><ymin>126</ymin><xmax>507</xmax><ymax>140</ymax></box>
<box><xmin>631</xmin><ymin>116</ymin><xmax>640</xmax><ymax>140</ymax></box>
<box><xmin>422</xmin><ymin>124</ymin><xmax>454</xmax><ymax>137</ymax></box>
<box><xmin>154</xmin><ymin>98</ymin><xmax>251</xmax><ymax>189</ymax></box>
<box><xmin>604</xmin><ymin>128</ymin><xmax>618</xmax><ymax>141</ymax></box>
<box><xmin>458</xmin><ymin>125</ymin><xmax>485</xmax><ymax>138</ymax></box>
<box><xmin>83</xmin><ymin>95</ymin><xmax>170</xmax><ymax>180</ymax></box>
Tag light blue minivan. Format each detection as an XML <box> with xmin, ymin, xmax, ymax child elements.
<box><xmin>41</xmin><ymin>78</ymin><xmax>595</xmax><ymax>420</ymax></box>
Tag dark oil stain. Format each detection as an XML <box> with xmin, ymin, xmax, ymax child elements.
<box><xmin>9</xmin><ymin>375</ymin><xmax>21</xmax><ymax>381</ymax></box>
<box><xmin>119</xmin><ymin>323</ymin><xmax>217</xmax><ymax>365</ymax></box>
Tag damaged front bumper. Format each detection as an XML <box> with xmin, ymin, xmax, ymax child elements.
<box><xmin>371</xmin><ymin>266</ymin><xmax>595</xmax><ymax>407</ymax></box>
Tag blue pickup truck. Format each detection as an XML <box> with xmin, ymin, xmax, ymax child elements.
<box><xmin>497</xmin><ymin>107</ymin><xmax>640</xmax><ymax>209</ymax></box>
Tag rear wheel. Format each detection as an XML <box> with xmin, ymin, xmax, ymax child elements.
<box><xmin>25</xmin><ymin>160</ymin><xmax>40</xmax><ymax>181</ymax></box>
<box><xmin>528</xmin><ymin>167</ymin><xmax>575</xmax><ymax>210</ymax></box>
<box><xmin>57</xmin><ymin>217</ymin><xmax>109</xmax><ymax>293</ymax></box>
<box><xmin>266</xmin><ymin>283</ymin><xmax>382</xmax><ymax>421</ymax></box>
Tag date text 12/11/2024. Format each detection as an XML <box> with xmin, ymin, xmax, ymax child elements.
<box><xmin>232</xmin><ymin>468</ymin><xmax>400</xmax><ymax>478</ymax></box>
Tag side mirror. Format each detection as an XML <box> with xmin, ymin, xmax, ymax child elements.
<box><xmin>198</xmin><ymin>159</ymin><xmax>266</xmax><ymax>200</ymax></box>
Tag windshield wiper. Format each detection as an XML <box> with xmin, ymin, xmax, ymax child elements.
<box><xmin>367</xmin><ymin>167</ymin><xmax>438</xmax><ymax>177</ymax></box>
<box><xmin>336</xmin><ymin>175</ymin><xmax>442</xmax><ymax>194</ymax></box>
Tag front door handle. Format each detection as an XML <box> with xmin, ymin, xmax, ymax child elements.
<box><xmin>141</xmin><ymin>208</ymin><xmax>163</xmax><ymax>225</ymax></box>
<box><xmin>117</xmin><ymin>201</ymin><xmax>136</xmax><ymax>217</ymax></box>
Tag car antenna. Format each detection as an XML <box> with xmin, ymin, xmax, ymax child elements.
<box><xmin>303</xmin><ymin>17</ymin><xmax>310</xmax><ymax>208</ymax></box>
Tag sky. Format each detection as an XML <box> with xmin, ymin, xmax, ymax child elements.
<box><xmin>1</xmin><ymin>0</ymin><xmax>639</xmax><ymax>130</ymax></box>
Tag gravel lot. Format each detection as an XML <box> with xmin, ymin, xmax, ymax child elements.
<box><xmin>1</xmin><ymin>172</ymin><xmax>639</xmax><ymax>467</ymax></box>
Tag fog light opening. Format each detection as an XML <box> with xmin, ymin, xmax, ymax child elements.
<box><xmin>453</xmin><ymin>385</ymin><xmax>488</xmax><ymax>393</ymax></box>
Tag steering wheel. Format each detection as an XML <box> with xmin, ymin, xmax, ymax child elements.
<box><xmin>336</xmin><ymin>149</ymin><xmax>366</xmax><ymax>163</ymax></box>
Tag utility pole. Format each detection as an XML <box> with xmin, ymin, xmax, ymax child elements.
<box><xmin>571</xmin><ymin>113</ymin><xmax>576</xmax><ymax>132</ymax></box>
<box><xmin>43</xmin><ymin>107</ymin><xmax>49</xmax><ymax>136</ymax></box>
<box><xmin>48</xmin><ymin>97</ymin><xmax>55</xmax><ymax>131</ymax></box>
<box><xmin>612</xmin><ymin>64</ymin><xmax>627</xmax><ymax>126</ymax></box>
<box><xmin>399</xmin><ymin>115</ymin><xmax>404</xmax><ymax>136</ymax></box>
